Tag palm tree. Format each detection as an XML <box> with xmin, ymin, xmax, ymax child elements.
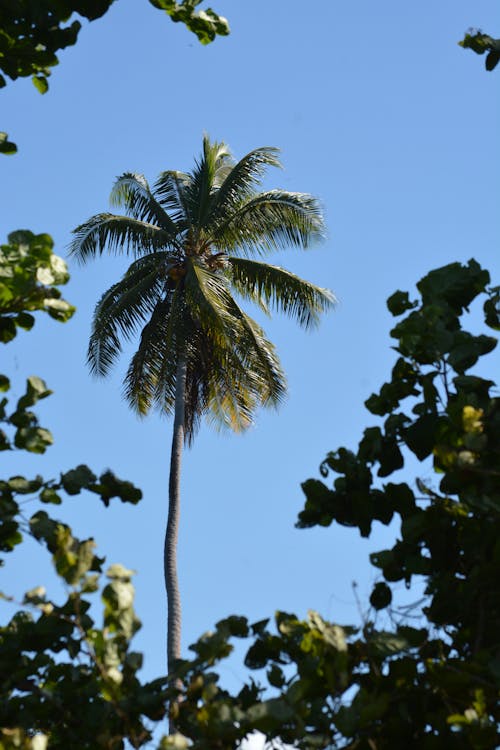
<box><xmin>69</xmin><ymin>136</ymin><xmax>334</xmax><ymax>675</ymax></box>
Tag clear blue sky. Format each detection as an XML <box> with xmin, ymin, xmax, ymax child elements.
<box><xmin>1</xmin><ymin>0</ymin><xmax>499</xmax><ymax>691</ymax></box>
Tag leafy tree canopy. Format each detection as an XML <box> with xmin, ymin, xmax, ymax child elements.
<box><xmin>0</xmin><ymin>232</ymin><xmax>176</xmax><ymax>749</ymax></box>
<box><xmin>0</xmin><ymin>0</ymin><xmax>228</xmax><ymax>91</ymax></box>
<box><xmin>0</xmin><ymin>0</ymin><xmax>229</xmax><ymax>154</ymax></box>
<box><xmin>164</xmin><ymin>259</ymin><xmax>500</xmax><ymax>749</ymax></box>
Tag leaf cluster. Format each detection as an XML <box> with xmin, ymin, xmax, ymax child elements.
<box><xmin>0</xmin><ymin>0</ymin><xmax>228</xmax><ymax>92</ymax></box>
<box><xmin>459</xmin><ymin>30</ymin><xmax>500</xmax><ymax>71</ymax></box>
<box><xmin>0</xmin><ymin>0</ymin><xmax>229</xmax><ymax>155</ymax></box>
<box><xmin>0</xmin><ymin>230</ymin><xmax>74</xmax><ymax>343</ymax></box>
<box><xmin>149</xmin><ymin>0</ymin><xmax>229</xmax><ymax>45</ymax></box>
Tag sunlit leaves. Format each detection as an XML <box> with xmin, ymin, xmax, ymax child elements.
<box><xmin>228</xmin><ymin>258</ymin><xmax>335</xmax><ymax>329</ymax></box>
<box><xmin>0</xmin><ymin>231</ymin><xmax>74</xmax><ymax>339</ymax></box>
<box><xmin>148</xmin><ymin>0</ymin><xmax>229</xmax><ymax>44</ymax></box>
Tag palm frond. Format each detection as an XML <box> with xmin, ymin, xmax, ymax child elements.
<box><xmin>69</xmin><ymin>214</ymin><xmax>175</xmax><ymax>263</ymax></box>
<box><xmin>210</xmin><ymin>190</ymin><xmax>326</xmax><ymax>257</ymax></box>
<box><xmin>205</xmin><ymin>363</ymin><xmax>258</xmax><ymax>433</ymax></box>
<box><xmin>228</xmin><ymin>257</ymin><xmax>336</xmax><ymax>329</ymax></box>
<box><xmin>186</xmin><ymin>258</ymin><xmax>286</xmax><ymax>407</ymax></box>
<box><xmin>183</xmin><ymin>327</ymin><xmax>265</xmax><ymax>438</ymax></box>
<box><xmin>109</xmin><ymin>172</ymin><xmax>180</xmax><ymax>239</ymax></box>
<box><xmin>208</xmin><ymin>289</ymin><xmax>287</xmax><ymax>408</ymax></box>
<box><xmin>186</xmin><ymin>136</ymin><xmax>234</xmax><ymax>230</ymax></box>
<box><xmin>184</xmin><ymin>257</ymin><xmax>240</xmax><ymax>345</ymax></box>
<box><xmin>88</xmin><ymin>253</ymin><xmax>172</xmax><ymax>376</ymax></box>
<box><xmin>153</xmin><ymin>170</ymin><xmax>192</xmax><ymax>226</ymax></box>
<box><xmin>152</xmin><ymin>284</ymin><xmax>196</xmax><ymax>420</ymax></box>
<box><xmin>206</xmin><ymin>147</ymin><xmax>281</xmax><ymax>232</ymax></box>
<box><xmin>124</xmin><ymin>296</ymin><xmax>175</xmax><ymax>416</ymax></box>
<box><xmin>232</xmin><ymin>308</ymin><xmax>287</xmax><ymax>407</ymax></box>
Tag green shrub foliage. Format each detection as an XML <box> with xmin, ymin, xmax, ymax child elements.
<box><xmin>0</xmin><ymin>233</ymin><xmax>170</xmax><ymax>749</ymax></box>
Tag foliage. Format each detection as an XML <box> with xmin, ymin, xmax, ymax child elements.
<box><xmin>148</xmin><ymin>0</ymin><xmax>229</xmax><ymax>44</ymax></box>
<box><xmin>165</xmin><ymin>260</ymin><xmax>500</xmax><ymax>749</ymax></box>
<box><xmin>0</xmin><ymin>0</ymin><xmax>228</xmax><ymax>92</ymax></box>
<box><xmin>0</xmin><ymin>132</ymin><xmax>16</xmax><ymax>156</ymax></box>
<box><xmin>0</xmin><ymin>230</ymin><xmax>74</xmax><ymax>344</ymax></box>
<box><xmin>70</xmin><ymin>136</ymin><xmax>333</xmax><ymax>441</ymax></box>
<box><xmin>460</xmin><ymin>30</ymin><xmax>500</xmax><ymax>71</ymax></box>
<box><xmin>0</xmin><ymin>233</ymin><xmax>171</xmax><ymax>748</ymax></box>
<box><xmin>0</xmin><ymin>0</ymin><xmax>229</xmax><ymax>154</ymax></box>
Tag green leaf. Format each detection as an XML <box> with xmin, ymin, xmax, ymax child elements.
<box><xmin>32</xmin><ymin>75</ymin><xmax>49</xmax><ymax>94</ymax></box>
<box><xmin>447</xmin><ymin>333</ymin><xmax>497</xmax><ymax>373</ymax></box>
<box><xmin>267</xmin><ymin>664</ymin><xmax>285</xmax><ymax>688</ymax></box>
<box><xmin>417</xmin><ymin>259</ymin><xmax>489</xmax><ymax>312</ymax></box>
<box><xmin>14</xmin><ymin>426</ymin><xmax>53</xmax><ymax>453</ymax></box>
<box><xmin>91</xmin><ymin>470</ymin><xmax>142</xmax><ymax>506</ymax></box>
<box><xmin>106</xmin><ymin>563</ymin><xmax>136</xmax><ymax>581</ymax></box>
<box><xmin>40</xmin><ymin>487</ymin><xmax>62</xmax><ymax>504</ymax></box>
<box><xmin>0</xmin><ymin>317</ymin><xmax>17</xmax><ymax>343</ymax></box>
<box><xmin>246</xmin><ymin>697</ymin><xmax>295</xmax><ymax>730</ymax></box>
<box><xmin>484</xmin><ymin>289</ymin><xmax>500</xmax><ymax>330</ymax></box>
<box><xmin>44</xmin><ymin>298</ymin><xmax>75</xmax><ymax>321</ymax></box>
<box><xmin>8</xmin><ymin>476</ymin><xmax>42</xmax><ymax>494</ymax></box>
<box><xmin>486</xmin><ymin>49</ymin><xmax>500</xmax><ymax>71</ymax></box>
<box><xmin>386</xmin><ymin>290</ymin><xmax>417</xmax><ymax>316</ymax></box>
<box><xmin>17</xmin><ymin>376</ymin><xmax>52</xmax><ymax>410</ymax></box>
<box><xmin>404</xmin><ymin>413</ymin><xmax>439</xmax><ymax>460</ymax></box>
<box><xmin>370</xmin><ymin>582</ymin><xmax>392</xmax><ymax>610</ymax></box>
<box><xmin>61</xmin><ymin>465</ymin><xmax>97</xmax><ymax>495</ymax></box>
<box><xmin>16</xmin><ymin>312</ymin><xmax>35</xmax><ymax>330</ymax></box>
<box><xmin>0</xmin><ymin>132</ymin><xmax>17</xmax><ymax>155</ymax></box>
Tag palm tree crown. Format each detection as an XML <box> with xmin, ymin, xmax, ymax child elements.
<box><xmin>70</xmin><ymin>136</ymin><xmax>334</xmax><ymax>440</ymax></box>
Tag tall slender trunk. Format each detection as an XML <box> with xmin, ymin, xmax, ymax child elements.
<box><xmin>165</xmin><ymin>356</ymin><xmax>187</xmax><ymax>674</ymax></box>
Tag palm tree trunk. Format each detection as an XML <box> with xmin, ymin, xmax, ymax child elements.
<box><xmin>165</xmin><ymin>356</ymin><xmax>186</xmax><ymax>674</ymax></box>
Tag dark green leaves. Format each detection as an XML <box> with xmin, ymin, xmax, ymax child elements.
<box><xmin>1</xmin><ymin>376</ymin><xmax>53</xmax><ymax>455</ymax></box>
<box><xmin>417</xmin><ymin>259</ymin><xmax>489</xmax><ymax>312</ymax></box>
<box><xmin>0</xmin><ymin>0</ymin><xmax>229</xmax><ymax>94</ymax></box>
<box><xmin>386</xmin><ymin>290</ymin><xmax>417</xmax><ymax>316</ymax></box>
<box><xmin>0</xmin><ymin>132</ymin><xmax>17</xmax><ymax>155</ymax></box>
<box><xmin>369</xmin><ymin>582</ymin><xmax>392</xmax><ymax>610</ymax></box>
<box><xmin>287</xmin><ymin>260</ymin><xmax>500</xmax><ymax>746</ymax></box>
<box><xmin>61</xmin><ymin>465</ymin><xmax>97</xmax><ymax>495</ymax></box>
<box><xmin>460</xmin><ymin>30</ymin><xmax>500</xmax><ymax>71</ymax></box>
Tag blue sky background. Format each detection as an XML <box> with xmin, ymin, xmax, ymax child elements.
<box><xmin>1</xmin><ymin>0</ymin><xmax>499</xmax><ymax>693</ymax></box>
